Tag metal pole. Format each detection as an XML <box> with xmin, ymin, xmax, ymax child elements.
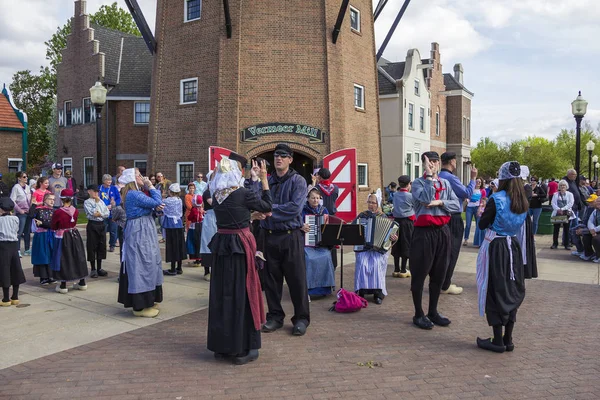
<box><xmin>95</xmin><ymin>104</ymin><xmax>103</xmax><ymax>185</ymax></box>
<box><xmin>376</xmin><ymin>0</ymin><xmax>412</xmax><ymax>61</ymax></box>
<box><xmin>575</xmin><ymin>116</ymin><xmax>582</xmax><ymax>178</ymax></box>
<box><xmin>588</xmin><ymin>150</ymin><xmax>592</xmax><ymax>180</ymax></box>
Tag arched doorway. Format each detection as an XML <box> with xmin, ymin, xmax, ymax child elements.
<box><xmin>256</xmin><ymin>150</ymin><xmax>315</xmax><ymax>183</ymax></box>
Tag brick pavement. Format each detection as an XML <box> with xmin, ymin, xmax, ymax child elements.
<box><xmin>1</xmin><ymin>264</ymin><xmax>600</xmax><ymax>400</ymax></box>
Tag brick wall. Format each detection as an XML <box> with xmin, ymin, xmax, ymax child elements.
<box><xmin>0</xmin><ymin>131</ymin><xmax>23</xmax><ymax>175</ymax></box>
<box><xmin>446</xmin><ymin>95</ymin><xmax>464</xmax><ymax>145</ymax></box>
<box><xmin>426</xmin><ymin>42</ymin><xmax>447</xmax><ymax>155</ymax></box>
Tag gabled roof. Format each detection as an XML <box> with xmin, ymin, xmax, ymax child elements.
<box><xmin>91</xmin><ymin>24</ymin><xmax>152</xmax><ymax>98</ymax></box>
<box><xmin>380</xmin><ymin>62</ymin><xmax>406</xmax><ymax>81</ymax></box>
<box><xmin>377</xmin><ymin>62</ymin><xmax>406</xmax><ymax>95</ymax></box>
<box><xmin>378</xmin><ymin>70</ymin><xmax>397</xmax><ymax>95</ymax></box>
<box><xmin>0</xmin><ymin>86</ymin><xmax>24</xmax><ymax>130</ymax></box>
<box><xmin>443</xmin><ymin>73</ymin><xmax>474</xmax><ymax>96</ymax></box>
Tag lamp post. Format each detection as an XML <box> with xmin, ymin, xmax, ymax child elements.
<box><xmin>593</xmin><ymin>155</ymin><xmax>599</xmax><ymax>181</ymax></box>
<box><xmin>587</xmin><ymin>140</ymin><xmax>595</xmax><ymax>179</ymax></box>
<box><xmin>90</xmin><ymin>81</ymin><xmax>107</xmax><ymax>185</ymax></box>
<box><xmin>571</xmin><ymin>91</ymin><xmax>588</xmax><ymax>177</ymax></box>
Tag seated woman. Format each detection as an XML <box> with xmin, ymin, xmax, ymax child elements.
<box><xmin>301</xmin><ymin>187</ymin><xmax>335</xmax><ymax>297</ymax></box>
<box><xmin>353</xmin><ymin>189</ymin><xmax>397</xmax><ymax>305</ymax></box>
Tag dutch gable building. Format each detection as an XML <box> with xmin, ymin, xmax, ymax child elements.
<box><xmin>0</xmin><ymin>85</ymin><xmax>27</xmax><ymax>175</ymax></box>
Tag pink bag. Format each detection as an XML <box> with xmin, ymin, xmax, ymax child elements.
<box><xmin>333</xmin><ymin>288</ymin><xmax>368</xmax><ymax>313</ymax></box>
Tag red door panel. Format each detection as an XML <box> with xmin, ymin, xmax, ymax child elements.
<box><xmin>323</xmin><ymin>148</ymin><xmax>357</xmax><ymax>222</ymax></box>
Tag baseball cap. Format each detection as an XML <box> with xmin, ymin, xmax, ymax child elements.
<box><xmin>52</xmin><ymin>163</ymin><xmax>63</xmax><ymax>170</ymax></box>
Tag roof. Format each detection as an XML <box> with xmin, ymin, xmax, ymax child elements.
<box><xmin>91</xmin><ymin>24</ymin><xmax>153</xmax><ymax>98</ymax></box>
<box><xmin>380</xmin><ymin>62</ymin><xmax>406</xmax><ymax>81</ymax></box>
<box><xmin>377</xmin><ymin>62</ymin><xmax>405</xmax><ymax>95</ymax></box>
<box><xmin>443</xmin><ymin>73</ymin><xmax>474</xmax><ymax>96</ymax></box>
<box><xmin>0</xmin><ymin>87</ymin><xmax>24</xmax><ymax>130</ymax></box>
<box><xmin>377</xmin><ymin>70</ymin><xmax>397</xmax><ymax>95</ymax></box>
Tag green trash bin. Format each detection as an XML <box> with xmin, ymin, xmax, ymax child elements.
<box><xmin>537</xmin><ymin>205</ymin><xmax>553</xmax><ymax>235</ymax></box>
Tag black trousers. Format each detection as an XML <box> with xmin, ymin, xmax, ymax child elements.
<box><xmin>410</xmin><ymin>225</ymin><xmax>451</xmax><ymax>317</ymax></box>
<box><xmin>553</xmin><ymin>222</ymin><xmax>569</xmax><ymax>246</ymax></box>
<box><xmin>263</xmin><ymin>229</ymin><xmax>310</xmax><ymax>326</ymax></box>
<box><xmin>442</xmin><ymin>213</ymin><xmax>464</xmax><ymax>290</ymax></box>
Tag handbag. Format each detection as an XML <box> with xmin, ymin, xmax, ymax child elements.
<box><xmin>551</xmin><ymin>214</ymin><xmax>569</xmax><ymax>224</ymax></box>
<box><xmin>330</xmin><ymin>288</ymin><xmax>368</xmax><ymax>313</ymax></box>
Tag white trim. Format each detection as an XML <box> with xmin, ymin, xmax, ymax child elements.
<box><xmin>180</xmin><ymin>78</ymin><xmax>198</xmax><ymax>105</ymax></box>
<box><xmin>62</xmin><ymin>157</ymin><xmax>73</xmax><ymax>173</ymax></box>
<box><xmin>349</xmin><ymin>5</ymin><xmax>360</xmax><ymax>32</ymax></box>
<box><xmin>184</xmin><ymin>0</ymin><xmax>202</xmax><ymax>23</ymax></box>
<box><xmin>377</xmin><ymin>66</ymin><xmax>396</xmax><ymax>86</ymax></box>
<box><xmin>379</xmin><ymin>93</ymin><xmax>399</xmax><ymax>99</ymax></box>
<box><xmin>353</xmin><ymin>83</ymin><xmax>365</xmax><ymax>110</ymax></box>
<box><xmin>435</xmin><ymin>111</ymin><xmax>440</xmax><ymax>137</ymax></box>
<box><xmin>419</xmin><ymin>106</ymin><xmax>425</xmax><ymax>132</ymax></box>
<box><xmin>407</xmin><ymin>102</ymin><xmax>415</xmax><ymax>130</ymax></box>
<box><xmin>176</xmin><ymin>161</ymin><xmax>195</xmax><ymax>185</ymax></box>
<box><xmin>7</xmin><ymin>158</ymin><xmax>23</xmax><ymax>162</ymax></box>
<box><xmin>441</xmin><ymin>89</ymin><xmax>474</xmax><ymax>100</ymax></box>
<box><xmin>414</xmin><ymin>79</ymin><xmax>420</xmax><ymax>96</ymax></box>
<box><xmin>106</xmin><ymin>96</ymin><xmax>151</xmax><ymax>101</ymax></box>
<box><xmin>133</xmin><ymin>160</ymin><xmax>148</xmax><ymax>175</ymax></box>
<box><xmin>133</xmin><ymin>101</ymin><xmax>151</xmax><ymax>125</ymax></box>
<box><xmin>357</xmin><ymin>163</ymin><xmax>368</xmax><ymax>187</ymax></box>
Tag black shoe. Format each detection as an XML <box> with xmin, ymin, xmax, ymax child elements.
<box><xmin>48</xmin><ymin>278</ymin><xmax>57</xmax><ymax>284</ymax></box>
<box><xmin>40</xmin><ymin>279</ymin><xmax>50</xmax><ymax>286</ymax></box>
<box><xmin>476</xmin><ymin>337</ymin><xmax>506</xmax><ymax>353</ymax></box>
<box><xmin>564</xmin><ymin>245</ymin><xmax>572</xmax><ymax>250</ymax></box>
<box><xmin>292</xmin><ymin>321</ymin><xmax>308</xmax><ymax>336</ymax></box>
<box><xmin>214</xmin><ymin>352</ymin><xmax>233</xmax><ymax>361</ymax></box>
<box><xmin>163</xmin><ymin>270</ymin><xmax>177</xmax><ymax>276</ymax></box>
<box><xmin>503</xmin><ymin>336</ymin><xmax>515</xmax><ymax>352</ymax></box>
<box><xmin>97</xmin><ymin>269</ymin><xmax>108</xmax><ymax>277</ymax></box>
<box><xmin>233</xmin><ymin>349</ymin><xmax>259</xmax><ymax>365</ymax></box>
<box><xmin>428</xmin><ymin>312</ymin><xmax>451</xmax><ymax>326</ymax></box>
<box><xmin>261</xmin><ymin>320</ymin><xmax>283</xmax><ymax>333</ymax></box>
<box><xmin>413</xmin><ymin>315</ymin><xmax>434</xmax><ymax>330</ymax></box>
<box><xmin>108</xmin><ymin>247</ymin><xmax>115</xmax><ymax>253</ymax></box>
<box><xmin>374</xmin><ymin>297</ymin><xmax>383</xmax><ymax>305</ymax></box>
<box><xmin>176</xmin><ymin>268</ymin><xmax>183</xmax><ymax>275</ymax></box>
<box><xmin>90</xmin><ymin>270</ymin><xmax>98</xmax><ymax>278</ymax></box>
<box><xmin>550</xmin><ymin>244</ymin><xmax>557</xmax><ymax>249</ymax></box>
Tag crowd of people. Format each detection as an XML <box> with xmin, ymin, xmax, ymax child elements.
<box><xmin>3</xmin><ymin>144</ymin><xmax>586</xmax><ymax>364</ymax></box>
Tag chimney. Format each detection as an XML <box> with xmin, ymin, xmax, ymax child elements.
<box><xmin>454</xmin><ymin>63</ymin><xmax>464</xmax><ymax>84</ymax></box>
<box><xmin>430</xmin><ymin>42</ymin><xmax>440</xmax><ymax>61</ymax></box>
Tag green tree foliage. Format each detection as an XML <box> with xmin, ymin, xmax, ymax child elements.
<box><xmin>10</xmin><ymin>2</ymin><xmax>140</xmax><ymax>170</ymax></box>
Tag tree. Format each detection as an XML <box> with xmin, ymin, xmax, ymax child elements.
<box><xmin>91</xmin><ymin>3</ymin><xmax>141</xmax><ymax>37</ymax></box>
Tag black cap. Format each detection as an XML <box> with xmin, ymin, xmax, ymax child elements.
<box><xmin>579</xmin><ymin>175</ymin><xmax>587</xmax><ymax>181</ymax></box>
<box><xmin>440</xmin><ymin>152</ymin><xmax>456</xmax><ymax>163</ymax></box>
<box><xmin>318</xmin><ymin>168</ymin><xmax>331</xmax><ymax>179</ymax></box>
<box><xmin>0</xmin><ymin>197</ymin><xmax>15</xmax><ymax>212</ymax></box>
<box><xmin>87</xmin><ymin>184</ymin><xmax>99</xmax><ymax>192</ymax></box>
<box><xmin>421</xmin><ymin>151</ymin><xmax>440</xmax><ymax>163</ymax></box>
<box><xmin>274</xmin><ymin>143</ymin><xmax>293</xmax><ymax>157</ymax></box>
<box><xmin>228</xmin><ymin>152</ymin><xmax>248</xmax><ymax>167</ymax></box>
<box><xmin>397</xmin><ymin>175</ymin><xmax>411</xmax><ymax>185</ymax></box>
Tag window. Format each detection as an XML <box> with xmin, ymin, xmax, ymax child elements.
<box><xmin>185</xmin><ymin>0</ymin><xmax>202</xmax><ymax>22</ymax></box>
<box><xmin>353</xmin><ymin>84</ymin><xmax>364</xmax><ymax>109</ymax></box>
<box><xmin>62</xmin><ymin>158</ymin><xmax>73</xmax><ymax>175</ymax></box>
<box><xmin>8</xmin><ymin>158</ymin><xmax>22</xmax><ymax>174</ymax></box>
<box><xmin>467</xmin><ymin>118</ymin><xmax>471</xmax><ymax>140</ymax></box>
<box><xmin>349</xmin><ymin>6</ymin><xmax>360</xmax><ymax>32</ymax></box>
<box><xmin>435</xmin><ymin>109</ymin><xmax>440</xmax><ymax>137</ymax></box>
<box><xmin>134</xmin><ymin>160</ymin><xmax>147</xmax><ymax>176</ymax></box>
<box><xmin>64</xmin><ymin>101</ymin><xmax>72</xmax><ymax>126</ymax></box>
<box><xmin>419</xmin><ymin>107</ymin><xmax>425</xmax><ymax>131</ymax></box>
<box><xmin>405</xmin><ymin>153</ymin><xmax>412</xmax><ymax>179</ymax></box>
<box><xmin>83</xmin><ymin>157</ymin><xmax>94</xmax><ymax>187</ymax></box>
<box><xmin>177</xmin><ymin>162</ymin><xmax>194</xmax><ymax>187</ymax></box>
<box><xmin>408</xmin><ymin>103</ymin><xmax>414</xmax><ymax>130</ymax></box>
<box><xmin>357</xmin><ymin>163</ymin><xmax>368</xmax><ymax>187</ymax></box>
<box><xmin>414</xmin><ymin>152</ymin><xmax>420</xmax><ymax>178</ymax></box>
<box><xmin>463</xmin><ymin>116</ymin><xmax>467</xmax><ymax>138</ymax></box>
<box><xmin>180</xmin><ymin>78</ymin><xmax>198</xmax><ymax>104</ymax></box>
<box><xmin>134</xmin><ymin>102</ymin><xmax>151</xmax><ymax>124</ymax></box>
<box><xmin>83</xmin><ymin>98</ymin><xmax>91</xmax><ymax>124</ymax></box>
<box><xmin>414</xmin><ymin>79</ymin><xmax>419</xmax><ymax>96</ymax></box>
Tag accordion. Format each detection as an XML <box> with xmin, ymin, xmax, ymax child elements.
<box><xmin>304</xmin><ymin>214</ymin><xmax>326</xmax><ymax>247</ymax></box>
<box><xmin>356</xmin><ymin>214</ymin><xmax>399</xmax><ymax>253</ymax></box>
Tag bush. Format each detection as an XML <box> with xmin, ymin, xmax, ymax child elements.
<box><xmin>2</xmin><ymin>172</ymin><xmax>16</xmax><ymax>188</ymax></box>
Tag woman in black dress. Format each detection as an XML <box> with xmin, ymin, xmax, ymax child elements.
<box><xmin>207</xmin><ymin>156</ymin><xmax>272</xmax><ymax>365</ymax></box>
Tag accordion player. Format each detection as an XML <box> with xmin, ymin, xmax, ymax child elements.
<box><xmin>354</xmin><ymin>213</ymin><xmax>399</xmax><ymax>254</ymax></box>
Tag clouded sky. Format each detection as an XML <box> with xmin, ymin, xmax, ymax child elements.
<box><xmin>1</xmin><ymin>0</ymin><xmax>598</xmax><ymax>144</ymax></box>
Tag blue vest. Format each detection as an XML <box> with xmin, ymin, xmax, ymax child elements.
<box><xmin>490</xmin><ymin>190</ymin><xmax>527</xmax><ymax>236</ymax></box>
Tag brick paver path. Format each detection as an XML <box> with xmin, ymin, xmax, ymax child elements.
<box><xmin>1</xmin><ymin>269</ymin><xmax>599</xmax><ymax>399</ymax></box>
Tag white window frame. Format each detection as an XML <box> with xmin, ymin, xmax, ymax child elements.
<box><xmin>184</xmin><ymin>0</ymin><xmax>202</xmax><ymax>22</ymax></box>
<box><xmin>7</xmin><ymin>158</ymin><xmax>23</xmax><ymax>173</ymax></box>
<box><xmin>82</xmin><ymin>97</ymin><xmax>91</xmax><ymax>124</ymax></box>
<box><xmin>467</xmin><ymin>118</ymin><xmax>471</xmax><ymax>140</ymax></box>
<box><xmin>83</xmin><ymin>157</ymin><xmax>94</xmax><ymax>188</ymax></box>
<box><xmin>357</xmin><ymin>163</ymin><xmax>368</xmax><ymax>187</ymax></box>
<box><xmin>353</xmin><ymin>84</ymin><xmax>365</xmax><ymax>110</ymax></box>
<box><xmin>133</xmin><ymin>101</ymin><xmax>151</xmax><ymax>125</ymax></box>
<box><xmin>405</xmin><ymin>153</ymin><xmax>412</xmax><ymax>178</ymax></box>
<box><xmin>62</xmin><ymin>157</ymin><xmax>73</xmax><ymax>174</ymax></box>
<box><xmin>134</xmin><ymin>160</ymin><xmax>148</xmax><ymax>176</ymax></box>
<box><xmin>419</xmin><ymin>107</ymin><xmax>425</xmax><ymax>132</ymax></box>
<box><xmin>180</xmin><ymin>78</ymin><xmax>198</xmax><ymax>105</ymax></box>
<box><xmin>64</xmin><ymin>101</ymin><xmax>72</xmax><ymax>126</ymax></box>
<box><xmin>463</xmin><ymin>116</ymin><xmax>467</xmax><ymax>138</ymax></box>
<box><xmin>349</xmin><ymin>6</ymin><xmax>360</xmax><ymax>32</ymax></box>
<box><xmin>414</xmin><ymin>79</ymin><xmax>420</xmax><ymax>96</ymax></box>
<box><xmin>435</xmin><ymin>111</ymin><xmax>440</xmax><ymax>136</ymax></box>
<box><xmin>176</xmin><ymin>162</ymin><xmax>195</xmax><ymax>187</ymax></box>
<box><xmin>414</xmin><ymin>152</ymin><xmax>420</xmax><ymax>178</ymax></box>
<box><xmin>408</xmin><ymin>103</ymin><xmax>414</xmax><ymax>130</ymax></box>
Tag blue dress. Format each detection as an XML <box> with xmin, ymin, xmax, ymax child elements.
<box><xmin>302</xmin><ymin>204</ymin><xmax>335</xmax><ymax>296</ymax></box>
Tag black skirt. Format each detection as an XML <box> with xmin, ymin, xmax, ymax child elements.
<box><xmin>33</xmin><ymin>265</ymin><xmax>52</xmax><ymax>280</ymax></box>
<box><xmin>207</xmin><ymin>232</ymin><xmax>260</xmax><ymax>355</ymax></box>
<box><xmin>486</xmin><ymin>236</ymin><xmax>526</xmax><ymax>326</ymax></box>
<box><xmin>52</xmin><ymin>230</ymin><xmax>88</xmax><ymax>282</ymax></box>
<box><xmin>165</xmin><ymin>228</ymin><xmax>187</xmax><ymax>262</ymax></box>
<box><xmin>392</xmin><ymin>217</ymin><xmax>414</xmax><ymax>259</ymax></box>
<box><xmin>524</xmin><ymin>216</ymin><xmax>538</xmax><ymax>279</ymax></box>
<box><xmin>118</xmin><ymin>262</ymin><xmax>163</xmax><ymax>310</ymax></box>
<box><xmin>0</xmin><ymin>241</ymin><xmax>26</xmax><ymax>287</ymax></box>
<box><xmin>86</xmin><ymin>221</ymin><xmax>107</xmax><ymax>262</ymax></box>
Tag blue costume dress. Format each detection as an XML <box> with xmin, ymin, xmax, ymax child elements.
<box><xmin>353</xmin><ymin>210</ymin><xmax>389</xmax><ymax>300</ymax></box>
<box><xmin>118</xmin><ymin>189</ymin><xmax>164</xmax><ymax>310</ymax></box>
<box><xmin>31</xmin><ymin>206</ymin><xmax>54</xmax><ymax>281</ymax></box>
<box><xmin>301</xmin><ymin>203</ymin><xmax>335</xmax><ymax>296</ymax></box>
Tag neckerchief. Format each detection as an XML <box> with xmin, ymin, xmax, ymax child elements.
<box><xmin>214</xmin><ymin>187</ymin><xmax>238</xmax><ymax>204</ymax></box>
<box><xmin>318</xmin><ymin>181</ymin><xmax>336</xmax><ymax>196</ymax></box>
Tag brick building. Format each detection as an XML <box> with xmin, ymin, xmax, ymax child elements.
<box><xmin>149</xmin><ymin>0</ymin><xmax>382</xmax><ymax>205</ymax></box>
<box><xmin>0</xmin><ymin>85</ymin><xmax>27</xmax><ymax>175</ymax></box>
<box><xmin>56</xmin><ymin>0</ymin><xmax>152</xmax><ymax>189</ymax></box>
<box><xmin>378</xmin><ymin>42</ymin><xmax>473</xmax><ymax>184</ymax></box>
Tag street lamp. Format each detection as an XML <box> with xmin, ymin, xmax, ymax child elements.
<box><xmin>587</xmin><ymin>140</ymin><xmax>595</xmax><ymax>179</ymax></box>
<box><xmin>593</xmin><ymin>155</ymin><xmax>599</xmax><ymax>180</ymax></box>
<box><xmin>90</xmin><ymin>81</ymin><xmax>107</xmax><ymax>185</ymax></box>
<box><xmin>596</xmin><ymin>162</ymin><xmax>600</xmax><ymax>182</ymax></box>
<box><xmin>571</xmin><ymin>91</ymin><xmax>588</xmax><ymax>177</ymax></box>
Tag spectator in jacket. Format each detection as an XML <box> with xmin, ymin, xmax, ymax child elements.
<box><xmin>528</xmin><ymin>177</ymin><xmax>547</xmax><ymax>235</ymax></box>
<box><xmin>64</xmin><ymin>170</ymin><xmax>78</xmax><ymax>206</ymax></box>
<box><xmin>99</xmin><ymin>174</ymin><xmax>121</xmax><ymax>252</ymax></box>
<box><xmin>551</xmin><ymin>180</ymin><xmax>575</xmax><ymax>250</ymax></box>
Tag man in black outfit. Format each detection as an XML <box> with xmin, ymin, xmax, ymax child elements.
<box><xmin>260</xmin><ymin>143</ymin><xmax>310</xmax><ymax>336</ymax></box>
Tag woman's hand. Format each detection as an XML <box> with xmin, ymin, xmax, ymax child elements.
<box><xmin>301</xmin><ymin>223</ymin><xmax>310</xmax><ymax>233</ymax></box>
